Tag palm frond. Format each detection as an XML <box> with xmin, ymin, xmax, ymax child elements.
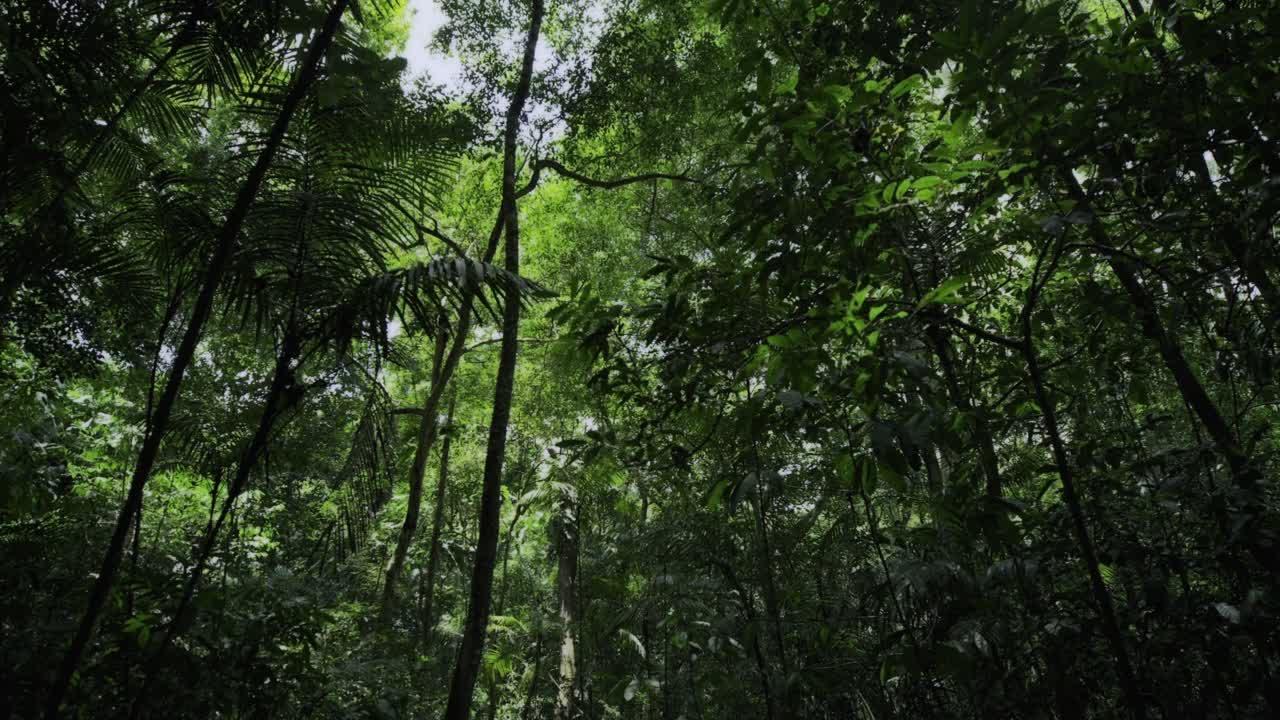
<box><xmin>318</xmin><ymin>256</ymin><xmax>554</xmax><ymax>357</ymax></box>
<box><xmin>317</xmin><ymin>384</ymin><xmax>399</xmax><ymax>569</ymax></box>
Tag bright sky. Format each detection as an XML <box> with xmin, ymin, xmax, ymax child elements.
<box><xmin>402</xmin><ymin>0</ymin><xmax>464</xmax><ymax>87</ymax></box>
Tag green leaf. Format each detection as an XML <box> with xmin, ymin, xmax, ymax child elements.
<box><xmin>858</xmin><ymin>456</ymin><xmax>878</xmax><ymax>494</ymax></box>
<box><xmin>879</xmin><ymin>457</ymin><xmax>907</xmax><ymax>492</ymax></box>
<box><xmin>1015</xmin><ymin>400</ymin><xmax>1040</xmax><ymax>418</ymax></box>
<box><xmin>912</xmin><ymin>175</ymin><xmax>943</xmax><ymax>191</ymax></box>
<box><xmin>1214</xmin><ymin>602</ymin><xmax>1241</xmax><ymax>624</ymax></box>
<box><xmin>889</xmin><ymin>74</ymin><xmax>924</xmax><ymax>99</ymax></box>
<box><xmin>620</xmin><ymin>629</ymin><xmax>647</xmax><ymax>659</ymax></box>
<box><xmin>836</xmin><ymin>452</ymin><xmax>856</xmax><ymax>487</ymax></box>
<box><xmin>756</xmin><ymin>58</ymin><xmax>773</xmax><ymax>102</ymax></box>
<box><xmin>706</xmin><ymin>479</ymin><xmax>730</xmax><ymax>510</ymax></box>
<box><xmin>794</xmin><ymin>135</ymin><xmax>817</xmax><ymax>162</ymax></box>
<box><xmin>778</xmin><ymin>69</ymin><xmax>799</xmax><ymax>95</ymax></box>
<box><xmin>850</xmin><ymin>286</ymin><xmax>872</xmax><ymax>312</ymax></box>
<box><xmin>880</xmin><ymin>654</ymin><xmax>904</xmax><ymax>684</ymax></box>
<box><xmin>779</xmin><ymin>390</ymin><xmax>804</xmax><ymax>409</ymax></box>
<box><xmin>1098</xmin><ymin>563</ymin><xmax>1116</xmax><ymax>589</ymax></box>
<box><xmin>820</xmin><ymin>84</ymin><xmax>853</xmax><ymax>105</ymax></box>
<box><xmin>728</xmin><ymin>472</ymin><xmax>758</xmax><ymax>514</ymax></box>
<box><xmin>895</xmin><ymin>178</ymin><xmax>913</xmax><ymax>201</ymax></box>
<box><xmin>916</xmin><ymin>276</ymin><xmax>968</xmax><ymax>308</ymax></box>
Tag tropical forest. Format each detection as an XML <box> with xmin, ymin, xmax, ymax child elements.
<box><xmin>2</xmin><ymin>0</ymin><xmax>1279</xmax><ymax>718</ymax></box>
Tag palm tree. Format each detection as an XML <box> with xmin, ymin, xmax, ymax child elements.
<box><xmin>1</xmin><ymin>0</ymin><xmax>286</xmax><ymax>326</ymax></box>
<box><xmin>121</xmin><ymin>50</ymin><xmax>543</xmax><ymax>704</ymax></box>
<box><xmin>44</xmin><ymin>2</ymin><xmax>353</xmax><ymax>714</ymax></box>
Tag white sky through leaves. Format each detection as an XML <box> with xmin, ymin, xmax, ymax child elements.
<box><xmin>402</xmin><ymin>0</ymin><xmax>463</xmax><ymax>87</ymax></box>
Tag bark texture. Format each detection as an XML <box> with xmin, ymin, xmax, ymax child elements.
<box><xmin>442</xmin><ymin>2</ymin><xmax>544</xmax><ymax>716</ymax></box>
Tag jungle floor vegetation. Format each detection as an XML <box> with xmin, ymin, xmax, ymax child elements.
<box><xmin>3</xmin><ymin>0</ymin><xmax>1280</xmax><ymax>718</ymax></box>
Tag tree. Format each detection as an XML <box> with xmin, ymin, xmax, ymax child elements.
<box><xmin>5</xmin><ymin>0</ymin><xmax>1280</xmax><ymax>718</ymax></box>
<box><xmin>444</xmin><ymin>1</ymin><xmax>545</xmax><ymax>715</ymax></box>
<box><xmin>44</xmin><ymin>3</ymin><xmax>352</xmax><ymax>713</ymax></box>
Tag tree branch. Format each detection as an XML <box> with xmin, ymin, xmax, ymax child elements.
<box><xmin>386</xmin><ymin>195</ymin><xmax>471</xmax><ymax>257</ymax></box>
<box><xmin>920</xmin><ymin>311</ymin><xmax>1023</xmax><ymax>351</ymax></box>
<box><xmin>516</xmin><ymin>158</ymin><xmax>700</xmax><ymax>198</ymax></box>
<box><xmin>464</xmin><ymin>336</ymin><xmax>549</xmax><ymax>353</ymax></box>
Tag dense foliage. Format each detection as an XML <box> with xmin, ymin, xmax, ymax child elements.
<box><xmin>3</xmin><ymin>0</ymin><xmax>1279</xmax><ymax>718</ymax></box>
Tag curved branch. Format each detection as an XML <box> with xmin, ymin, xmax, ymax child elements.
<box><xmin>385</xmin><ymin>195</ymin><xmax>470</xmax><ymax>257</ymax></box>
<box><xmin>516</xmin><ymin>158</ymin><xmax>700</xmax><ymax>198</ymax></box>
<box><xmin>919</xmin><ymin>310</ymin><xmax>1023</xmax><ymax>351</ymax></box>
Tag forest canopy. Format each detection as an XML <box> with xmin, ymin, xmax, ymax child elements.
<box><xmin>3</xmin><ymin>0</ymin><xmax>1280</xmax><ymax>718</ymax></box>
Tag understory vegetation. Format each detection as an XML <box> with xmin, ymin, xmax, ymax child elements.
<box><xmin>3</xmin><ymin>0</ymin><xmax>1280</xmax><ymax>718</ymax></box>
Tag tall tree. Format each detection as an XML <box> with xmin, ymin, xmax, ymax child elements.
<box><xmin>5</xmin><ymin>1</ymin><xmax>1280</xmax><ymax>718</ymax></box>
<box><xmin>418</xmin><ymin>392</ymin><xmax>458</xmax><ymax>648</ymax></box>
<box><xmin>43</xmin><ymin>2</ymin><xmax>351</xmax><ymax>714</ymax></box>
<box><xmin>444</xmin><ymin>1</ymin><xmax>545</xmax><ymax>716</ymax></box>
<box><xmin>553</xmin><ymin>476</ymin><xmax>579</xmax><ymax>720</ymax></box>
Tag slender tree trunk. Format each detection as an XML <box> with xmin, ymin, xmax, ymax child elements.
<box><xmin>521</xmin><ymin>623</ymin><xmax>544</xmax><ymax>720</ymax></box>
<box><xmin>1126</xmin><ymin>0</ymin><xmax>1280</xmax><ymax>319</ymax></box>
<box><xmin>926</xmin><ymin>325</ymin><xmax>1002</xmax><ymax>496</ymax></box>
<box><xmin>712</xmin><ymin>560</ymin><xmax>776</xmax><ymax>720</ymax></box>
<box><xmin>749</xmin><ymin>484</ymin><xmax>789</xmax><ymax>715</ymax></box>
<box><xmin>379</xmin><ymin>329</ymin><xmax>452</xmax><ymax>625</ymax></box>
<box><xmin>497</xmin><ymin>497</ymin><xmax>528</xmax><ymax>616</ymax></box>
<box><xmin>745</xmin><ymin>414</ymin><xmax>789</xmax><ymax>717</ymax></box>
<box><xmin>921</xmin><ymin>442</ymin><xmax>944</xmax><ymax>494</ymax></box>
<box><xmin>126</xmin><ymin>497</ymin><xmax>142</xmax><ymax>618</ymax></box>
<box><xmin>1020</xmin><ymin>271</ymin><xmax>1146</xmax><ymax>720</ymax></box>
<box><xmin>907</xmin><ymin>387</ymin><xmax>945</xmax><ymax>494</ymax></box>
<box><xmin>1059</xmin><ymin>171</ymin><xmax>1267</xmax><ymax>504</ymax></box>
<box><xmin>443</xmin><ymin>2</ymin><xmax>543</xmax><ymax>717</ymax></box>
<box><xmin>554</xmin><ymin>484</ymin><xmax>580</xmax><ymax>720</ymax></box>
<box><xmin>484</xmin><ymin>476</ymin><xmax>530</xmax><ymax>720</ymax></box>
<box><xmin>42</xmin><ymin>3</ymin><xmax>348</xmax><ymax>715</ymax></box>
<box><xmin>419</xmin><ymin>393</ymin><xmax>456</xmax><ymax>651</ymax></box>
<box><xmin>129</xmin><ymin>335</ymin><xmax>302</xmax><ymax>719</ymax></box>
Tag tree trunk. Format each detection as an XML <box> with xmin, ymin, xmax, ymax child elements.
<box><xmin>484</xmin><ymin>471</ymin><xmax>530</xmax><ymax>720</ymax></box>
<box><xmin>521</xmin><ymin>624</ymin><xmax>544</xmax><ymax>720</ymax></box>
<box><xmin>443</xmin><ymin>2</ymin><xmax>543</xmax><ymax>716</ymax></box>
<box><xmin>554</xmin><ymin>485</ymin><xmax>580</xmax><ymax>720</ymax></box>
<box><xmin>129</xmin><ymin>334</ymin><xmax>303</xmax><ymax>719</ymax></box>
<box><xmin>42</xmin><ymin>3</ymin><xmax>348</xmax><ymax>715</ymax></box>
<box><xmin>1059</xmin><ymin>171</ymin><xmax>1268</xmax><ymax>505</ymax></box>
<box><xmin>926</xmin><ymin>325</ymin><xmax>1002</xmax><ymax>497</ymax></box>
<box><xmin>713</xmin><ymin>559</ymin><xmax>776</xmax><ymax>720</ymax></box>
<box><xmin>379</xmin><ymin>326</ymin><xmax>460</xmax><ymax>625</ymax></box>
<box><xmin>1020</xmin><ymin>266</ymin><xmax>1146</xmax><ymax>720</ymax></box>
<box><xmin>751</xmin><ymin>486</ymin><xmax>789</xmax><ymax>708</ymax></box>
<box><xmin>419</xmin><ymin>393</ymin><xmax>457</xmax><ymax>651</ymax></box>
<box><xmin>744</xmin><ymin>455</ymin><xmax>789</xmax><ymax>718</ymax></box>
